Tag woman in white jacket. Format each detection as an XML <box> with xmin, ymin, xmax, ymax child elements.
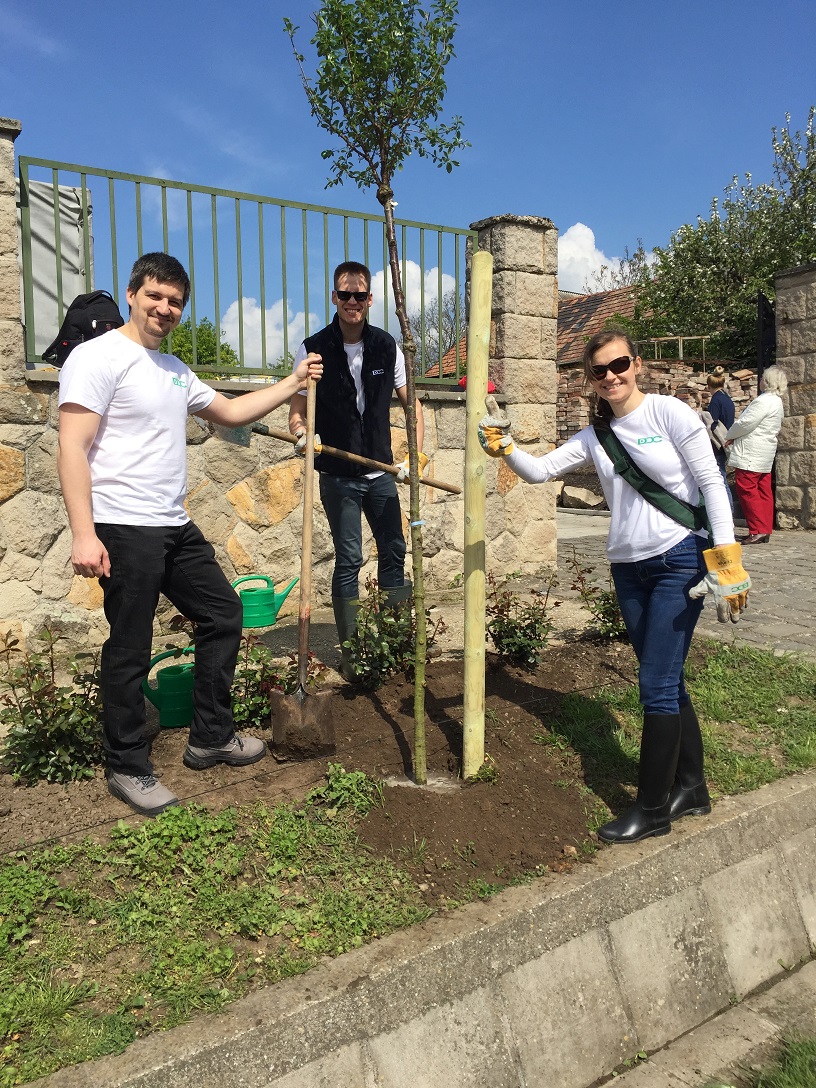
<box><xmin>725</xmin><ymin>367</ymin><xmax>787</xmax><ymax>544</ymax></box>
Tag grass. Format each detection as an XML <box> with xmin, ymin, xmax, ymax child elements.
<box><xmin>3</xmin><ymin>644</ymin><xmax>816</xmax><ymax>1084</ymax></box>
<box><xmin>0</xmin><ymin>775</ymin><xmax>430</xmax><ymax>1087</ymax></box>
<box><xmin>706</xmin><ymin>1035</ymin><xmax>816</xmax><ymax>1087</ymax></box>
<box><xmin>533</xmin><ymin>642</ymin><xmax>816</xmax><ymax>819</ymax></box>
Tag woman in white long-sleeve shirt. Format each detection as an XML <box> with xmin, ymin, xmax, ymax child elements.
<box><xmin>725</xmin><ymin>367</ymin><xmax>787</xmax><ymax>544</ymax></box>
<box><xmin>478</xmin><ymin>329</ymin><xmax>750</xmax><ymax>845</ymax></box>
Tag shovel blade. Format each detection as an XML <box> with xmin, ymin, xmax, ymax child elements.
<box><xmin>270</xmin><ymin>687</ymin><xmax>337</xmax><ymax>760</ymax></box>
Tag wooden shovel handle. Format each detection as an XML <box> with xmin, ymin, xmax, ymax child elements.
<box><xmin>298</xmin><ymin>377</ymin><xmax>317</xmax><ymax>688</ymax></box>
<box><xmin>252</xmin><ymin>424</ymin><xmax>462</xmax><ymax>496</ymax></box>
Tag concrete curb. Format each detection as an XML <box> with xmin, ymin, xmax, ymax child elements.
<box><xmin>34</xmin><ymin>771</ymin><xmax>816</xmax><ymax>1088</ymax></box>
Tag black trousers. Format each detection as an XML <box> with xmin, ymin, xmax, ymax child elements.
<box><xmin>96</xmin><ymin>522</ymin><xmax>243</xmax><ymax>776</ymax></box>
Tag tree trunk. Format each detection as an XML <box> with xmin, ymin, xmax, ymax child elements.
<box><xmin>378</xmin><ymin>182</ymin><xmax>426</xmax><ymax>785</ymax></box>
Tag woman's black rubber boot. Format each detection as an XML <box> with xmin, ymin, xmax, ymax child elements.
<box><xmin>598</xmin><ymin>712</ymin><xmax>681</xmax><ymax>844</ymax></box>
<box><xmin>668</xmin><ymin>701</ymin><xmax>712</xmax><ymax>821</ymax></box>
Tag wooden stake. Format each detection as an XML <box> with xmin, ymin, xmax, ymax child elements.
<box><xmin>462</xmin><ymin>250</ymin><xmax>493</xmax><ymax>779</ymax></box>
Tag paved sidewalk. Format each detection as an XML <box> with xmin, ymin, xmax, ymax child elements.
<box><xmin>555</xmin><ymin>510</ymin><xmax>816</xmax><ymax>658</ymax></box>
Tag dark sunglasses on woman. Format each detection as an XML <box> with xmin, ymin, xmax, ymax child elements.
<box><xmin>590</xmin><ymin>355</ymin><xmax>633</xmax><ymax>380</ymax></box>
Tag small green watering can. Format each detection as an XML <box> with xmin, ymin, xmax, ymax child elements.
<box><xmin>232</xmin><ymin>575</ymin><xmax>298</xmax><ymax>629</ymax></box>
<box><xmin>141</xmin><ymin>647</ymin><xmax>195</xmax><ymax>730</ymax></box>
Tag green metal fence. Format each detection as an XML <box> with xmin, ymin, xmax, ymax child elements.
<box><xmin>18</xmin><ymin>157</ymin><xmax>474</xmax><ymax>382</ymax></box>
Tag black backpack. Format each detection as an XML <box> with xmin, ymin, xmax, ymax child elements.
<box><xmin>42</xmin><ymin>290</ymin><xmax>124</xmax><ymax>367</ymax></box>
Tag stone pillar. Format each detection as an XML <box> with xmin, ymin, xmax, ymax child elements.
<box><xmin>470</xmin><ymin>214</ymin><xmax>559</xmax><ymax>572</ymax></box>
<box><xmin>0</xmin><ymin>118</ymin><xmax>72</xmax><ymax>646</ymax></box>
<box><xmin>775</xmin><ymin>262</ymin><xmax>816</xmax><ymax>529</ymax></box>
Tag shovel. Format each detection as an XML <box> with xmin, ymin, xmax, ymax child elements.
<box><xmin>269</xmin><ymin>375</ymin><xmax>336</xmax><ymax>760</ymax></box>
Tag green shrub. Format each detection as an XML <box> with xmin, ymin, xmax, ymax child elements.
<box><xmin>485</xmin><ymin>571</ymin><xmax>555</xmax><ymax>670</ymax></box>
<box><xmin>566</xmin><ymin>547</ymin><xmax>628</xmax><ymax>641</ymax></box>
<box><xmin>0</xmin><ymin>629</ymin><xmax>104</xmax><ymax>784</ymax></box>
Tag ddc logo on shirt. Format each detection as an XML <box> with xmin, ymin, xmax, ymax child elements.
<box><xmin>637</xmin><ymin>436</ymin><xmax>663</xmax><ymax>445</ymax></box>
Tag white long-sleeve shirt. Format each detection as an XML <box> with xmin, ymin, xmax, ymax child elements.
<box><xmin>506</xmin><ymin>394</ymin><xmax>735</xmax><ymax>563</ymax></box>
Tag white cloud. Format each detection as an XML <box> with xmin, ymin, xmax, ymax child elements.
<box><xmin>221</xmin><ymin>298</ymin><xmax>319</xmax><ymax>369</ymax></box>
<box><xmin>557</xmin><ymin>223</ymin><xmax>611</xmax><ymax>293</ymax></box>
<box><xmin>368</xmin><ymin>261</ymin><xmax>457</xmax><ymax>335</ymax></box>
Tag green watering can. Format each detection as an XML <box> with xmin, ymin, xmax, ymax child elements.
<box><xmin>141</xmin><ymin>647</ymin><xmax>195</xmax><ymax>730</ymax></box>
<box><xmin>232</xmin><ymin>575</ymin><xmax>298</xmax><ymax>629</ymax></box>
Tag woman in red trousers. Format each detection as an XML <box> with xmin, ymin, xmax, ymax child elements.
<box><xmin>725</xmin><ymin>367</ymin><xmax>787</xmax><ymax>544</ymax></box>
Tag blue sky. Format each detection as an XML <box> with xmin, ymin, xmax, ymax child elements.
<box><xmin>3</xmin><ymin>0</ymin><xmax>814</xmax><ymax>305</ymax></box>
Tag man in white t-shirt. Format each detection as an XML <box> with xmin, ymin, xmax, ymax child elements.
<box><xmin>58</xmin><ymin>252</ymin><xmax>322</xmax><ymax>815</ymax></box>
<box><xmin>287</xmin><ymin>261</ymin><xmax>426</xmax><ymax>681</ymax></box>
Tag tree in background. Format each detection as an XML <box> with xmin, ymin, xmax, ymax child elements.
<box><xmin>161</xmin><ymin>316</ymin><xmax>240</xmax><ymax>370</ymax></box>
<box><xmin>408</xmin><ymin>287</ymin><xmax>465</xmax><ymax>374</ymax></box>
<box><xmin>284</xmin><ymin>0</ymin><xmax>467</xmax><ymax>784</ymax></box>
<box><xmin>639</xmin><ymin>108</ymin><xmax>816</xmax><ymax>360</ymax></box>
<box><xmin>582</xmin><ymin>241</ymin><xmax>649</xmax><ymax>294</ymax></box>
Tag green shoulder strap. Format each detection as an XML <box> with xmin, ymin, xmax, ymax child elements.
<box><xmin>593</xmin><ymin>423</ymin><xmax>708</xmax><ymax>535</ymax></box>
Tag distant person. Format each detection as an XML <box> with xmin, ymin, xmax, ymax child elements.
<box><xmin>288</xmin><ymin>261</ymin><xmax>426</xmax><ymax>681</ymax></box>
<box><xmin>58</xmin><ymin>252</ymin><xmax>322</xmax><ymax>816</ymax></box>
<box><xmin>702</xmin><ymin>367</ymin><xmax>735</xmax><ymax>510</ymax></box>
<box><xmin>478</xmin><ymin>329</ymin><xmax>750</xmax><ymax>845</ymax></box>
<box><xmin>725</xmin><ymin>366</ymin><xmax>787</xmax><ymax>545</ymax></box>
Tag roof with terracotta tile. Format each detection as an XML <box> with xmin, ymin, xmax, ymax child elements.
<box><xmin>556</xmin><ymin>286</ymin><xmax>638</xmax><ymax>365</ymax></box>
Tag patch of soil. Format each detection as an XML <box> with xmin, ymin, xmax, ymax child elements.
<box><xmin>0</xmin><ymin>642</ymin><xmax>640</xmax><ymax>905</ymax></box>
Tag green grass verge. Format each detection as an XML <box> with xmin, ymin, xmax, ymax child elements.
<box><xmin>706</xmin><ymin>1034</ymin><xmax>816</xmax><ymax>1087</ymax></box>
<box><xmin>534</xmin><ymin>642</ymin><xmax>816</xmax><ymax>827</ymax></box>
<box><xmin>0</xmin><ymin>772</ymin><xmax>429</xmax><ymax>1086</ymax></box>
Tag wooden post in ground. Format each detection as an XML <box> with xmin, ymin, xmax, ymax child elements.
<box><xmin>462</xmin><ymin>249</ymin><xmax>493</xmax><ymax>779</ymax></box>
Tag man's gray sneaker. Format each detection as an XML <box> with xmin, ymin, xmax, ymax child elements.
<box><xmin>183</xmin><ymin>734</ymin><xmax>266</xmax><ymax>770</ymax></box>
<box><xmin>107</xmin><ymin>772</ymin><xmax>179</xmax><ymax>816</ymax></box>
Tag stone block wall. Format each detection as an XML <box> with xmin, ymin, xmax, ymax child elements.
<box><xmin>0</xmin><ymin>122</ymin><xmax>560</xmax><ymax>650</ymax></box>
<box><xmin>775</xmin><ymin>262</ymin><xmax>816</xmax><ymax>529</ymax></box>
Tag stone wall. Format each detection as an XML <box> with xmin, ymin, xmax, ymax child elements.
<box><xmin>0</xmin><ymin>123</ymin><xmax>559</xmax><ymax>650</ymax></box>
<box><xmin>775</xmin><ymin>262</ymin><xmax>816</xmax><ymax>529</ymax></box>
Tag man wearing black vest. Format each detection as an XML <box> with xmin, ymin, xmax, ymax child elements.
<box><xmin>288</xmin><ymin>261</ymin><xmax>426</xmax><ymax>680</ymax></box>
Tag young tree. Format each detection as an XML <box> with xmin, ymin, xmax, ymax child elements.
<box><xmin>640</xmin><ymin>108</ymin><xmax>816</xmax><ymax>360</ymax></box>
<box><xmin>284</xmin><ymin>0</ymin><xmax>467</xmax><ymax>784</ymax></box>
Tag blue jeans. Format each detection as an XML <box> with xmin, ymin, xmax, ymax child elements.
<box><xmin>318</xmin><ymin>472</ymin><xmax>406</xmax><ymax>599</ymax></box>
<box><xmin>96</xmin><ymin>521</ymin><xmax>243</xmax><ymax>776</ymax></box>
<box><xmin>611</xmin><ymin>534</ymin><xmax>705</xmax><ymax>716</ymax></box>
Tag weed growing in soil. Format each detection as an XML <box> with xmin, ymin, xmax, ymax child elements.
<box><xmin>566</xmin><ymin>547</ymin><xmax>627</xmax><ymax>641</ymax></box>
<box><xmin>0</xmin><ymin>629</ymin><xmax>103</xmax><ymax>785</ymax></box>
<box><xmin>485</xmin><ymin>571</ymin><xmax>557</xmax><ymax>670</ymax></box>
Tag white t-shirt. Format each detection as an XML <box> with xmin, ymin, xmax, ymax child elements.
<box><xmin>506</xmin><ymin>394</ymin><xmax>735</xmax><ymax>563</ymax></box>
<box><xmin>58</xmin><ymin>329</ymin><xmax>215</xmax><ymax>526</ymax></box>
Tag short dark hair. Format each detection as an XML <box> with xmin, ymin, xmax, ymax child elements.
<box><xmin>127</xmin><ymin>252</ymin><xmax>191</xmax><ymax>306</ymax></box>
<box><xmin>333</xmin><ymin>261</ymin><xmax>371</xmax><ymax>291</ymax></box>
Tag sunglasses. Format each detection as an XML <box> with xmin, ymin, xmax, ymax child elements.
<box><xmin>590</xmin><ymin>355</ymin><xmax>633</xmax><ymax>380</ymax></box>
<box><xmin>335</xmin><ymin>290</ymin><xmax>370</xmax><ymax>302</ymax></box>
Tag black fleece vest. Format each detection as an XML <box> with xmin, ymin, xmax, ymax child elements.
<box><xmin>304</xmin><ymin>316</ymin><xmax>397</xmax><ymax>477</ymax></box>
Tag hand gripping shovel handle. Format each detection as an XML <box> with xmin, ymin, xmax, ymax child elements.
<box><xmin>297</xmin><ymin>377</ymin><xmax>317</xmax><ymax>694</ymax></box>
<box><xmin>252</xmin><ymin>423</ymin><xmax>462</xmax><ymax>495</ymax></box>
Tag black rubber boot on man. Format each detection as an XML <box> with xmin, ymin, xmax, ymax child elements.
<box><xmin>598</xmin><ymin>712</ymin><xmax>681</xmax><ymax>844</ymax></box>
<box><xmin>668</xmin><ymin>700</ymin><xmax>712</xmax><ymax>820</ymax></box>
<box><xmin>332</xmin><ymin>596</ymin><xmax>360</xmax><ymax>682</ymax></box>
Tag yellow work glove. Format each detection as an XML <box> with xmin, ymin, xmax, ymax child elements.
<box><xmin>688</xmin><ymin>542</ymin><xmax>751</xmax><ymax>623</ymax></box>
<box><xmin>478</xmin><ymin>394</ymin><xmax>515</xmax><ymax>458</ymax></box>
<box><xmin>396</xmin><ymin>451</ymin><xmax>429</xmax><ymax>483</ymax></box>
<box><xmin>293</xmin><ymin>429</ymin><xmax>322</xmax><ymax>456</ymax></box>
